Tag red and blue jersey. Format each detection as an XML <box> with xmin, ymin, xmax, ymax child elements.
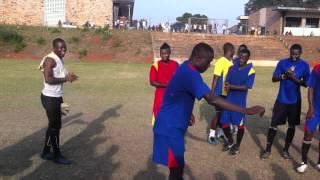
<box><xmin>153</xmin><ymin>60</ymin><xmax>210</xmax><ymax>137</ymax></box>
<box><xmin>273</xmin><ymin>58</ymin><xmax>310</xmax><ymax>104</ymax></box>
<box><xmin>307</xmin><ymin>64</ymin><xmax>320</xmax><ymax>112</ymax></box>
<box><xmin>149</xmin><ymin>59</ymin><xmax>179</xmax><ymax>125</ymax></box>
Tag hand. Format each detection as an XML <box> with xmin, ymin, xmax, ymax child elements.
<box><xmin>245</xmin><ymin>106</ymin><xmax>265</xmax><ymax>116</ymax></box>
<box><xmin>306</xmin><ymin>107</ymin><xmax>314</xmax><ymax>120</ymax></box>
<box><xmin>189</xmin><ymin>114</ymin><xmax>196</xmax><ymax>126</ymax></box>
<box><xmin>66</xmin><ymin>72</ymin><xmax>79</xmax><ymax>82</ymax></box>
<box><xmin>285</xmin><ymin>69</ymin><xmax>295</xmax><ymax>80</ymax></box>
<box><xmin>224</xmin><ymin>82</ymin><xmax>230</xmax><ymax>93</ymax></box>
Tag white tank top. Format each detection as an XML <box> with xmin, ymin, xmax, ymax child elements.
<box><xmin>39</xmin><ymin>52</ymin><xmax>67</xmax><ymax>97</ymax></box>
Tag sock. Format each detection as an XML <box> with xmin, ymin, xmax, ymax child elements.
<box><xmin>302</xmin><ymin>140</ymin><xmax>312</xmax><ymax>164</ymax></box>
<box><xmin>236</xmin><ymin>126</ymin><xmax>245</xmax><ymax>147</ymax></box>
<box><xmin>49</xmin><ymin>129</ymin><xmax>61</xmax><ymax>158</ymax></box>
<box><xmin>209</xmin><ymin>129</ymin><xmax>215</xmax><ymax>138</ymax></box>
<box><xmin>222</xmin><ymin>126</ymin><xmax>233</xmax><ymax>145</ymax></box>
<box><xmin>42</xmin><ymin>129</ymin><xmax>51</xmax><ymax>154</ymax></box>
<box><xmin>266</xmin><ymin>127</ymin><xmax>277</xmax><ymax>152</ymax></box>
<box><xmin>284</xmin><ymin>127</ymin><xmax>295</xmax><ymax>152</ymax></box>
<box><xmin>169</xmin><ymin>167</ymin><xmax>184</xmax><ymax>180</ymax></box>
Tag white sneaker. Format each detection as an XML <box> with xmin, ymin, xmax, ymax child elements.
<box><xmin>316</xmin><ymin>164</ymin><xmax>320</xmax><ymax>171</ymax></box>
<box><xmin>297</xmin><ymin>162</ymin><xmax>308</xmax><ymax>173</ymax></box>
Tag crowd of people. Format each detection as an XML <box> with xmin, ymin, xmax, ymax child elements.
<box><xmin>38</xmin><ymin>35</ymin><xmax>319</xmax><ymax>180</ymax></box>
<box><xmin>149</xmin><ymin>41</ymin><xmax>320</xmax><ymax>179</ymax></box>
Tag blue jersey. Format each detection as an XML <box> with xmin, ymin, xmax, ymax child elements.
<box><xmin>307</xmin><ymin>64</ymin><xmax>320</xmax><ymax>112</ymax></box>
<box><xmin>273</xmin><ymin>58</ymin><xmax>310</xmax><ymax>104</ymax></box>
<box><xmin>225</xmin><ymin>63</ymin><xmax>255</xmax><ymax>107</ymax></box>
<box><xmin>153</xmin><ymin>60</ymin><xmax>210</xmax><ymax>137</ymax></box>
<box><xmin>220</xmin><ymin>63</ymin><xmax>255</xmax><ymax>126</ymax></box>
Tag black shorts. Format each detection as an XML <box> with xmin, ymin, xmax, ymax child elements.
<box><xmin>271</xmin><ymin>100</ymin><xmax>301</xmax><ymax>127</ymax></box>
<box><xmin>215</xmin><ymin>95</ymin><xmax>226</xmax><ymax>112</ymax></box>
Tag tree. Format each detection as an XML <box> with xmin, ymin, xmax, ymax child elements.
<box><xmin>176</xmin><ymin>13</ymin><xmax>208</xmax><ymax>24</ymax></box>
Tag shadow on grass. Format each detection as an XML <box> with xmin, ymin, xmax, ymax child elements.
<box><xmin>271</xmin><ymin>163</ymin><xmax>292</xmax><ymax>180</ymax></box>
<box><xmin>133</xmin><ymin>157</ymin><xmax>196</xmax><ymax>180</ymax></box>
<box><xmin>0</xmin><ymin>113</ymin><xmax>83</xmax><ymax>177</ymax></box>
<box><xmin>21</xmin><ymin>104</ymin><xmax>122</xmax><ymax>179</ymax></box>
<box><xmin>236</xmin><ymin>169</ymin><xmax>252</xmax><ymax>180</ymax></box>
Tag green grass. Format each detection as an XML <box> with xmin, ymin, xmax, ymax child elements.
<box><xmin>0</xmin><ymin>60</ymin><xmax>316</xmax><ymax>179</ymax></box>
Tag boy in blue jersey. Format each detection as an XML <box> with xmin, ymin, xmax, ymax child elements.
<box><xmin>153</xmin><ymin>43</ymin><xmax>265</xmax><ymax>180</ymax></box>
<box><xmin>261</xmin><ymin>44</ymin><xmax>310</xmax><ymax>160</ymax></box>
<box><xmin>296</xmin><ymin>64</ymin><xmax>320</xmax><ymax>173</ymax></box>
<box><xmin>220</xmin><ymin>49</ymin><xmax>255</xmax><ymax>155</ymax></box>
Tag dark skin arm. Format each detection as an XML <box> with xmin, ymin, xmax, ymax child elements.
<box><xmin>43</xmin><ymin>57</ymin><xmax>78</xmax><ymax>84</ymax></box>
<box><xmin>272</xmin><ymin>69</ymin><xmax>306</xmax><ymax>87</ymax></box>
<box><xmin>224</xmin><ymin>82</ymin><xmax>249</xmax><ymax>92</ymax></box>
<box><xmin>203</xmin><ymin>93</ymin><xmax>265</xmax><ymax>116</ymax></box>
<box><xmin>306</xmin><ymin>87</ymin><xmax>314</xmax><ymax>119</ymax></box>
<box><xmin>210</xmin><ymin>75</ymin><xmax>220</xmax><ymax>94</ymax></box>
<box><xmin>150</xmin><ymin>81</ymin><xmax>167</xmax><ymax>88</ymax></box>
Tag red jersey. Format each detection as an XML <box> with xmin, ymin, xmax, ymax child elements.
<box><xmin>149</xmin><ymin>59</ymin><xmax>179</xmax><ymax>125</ymax></box>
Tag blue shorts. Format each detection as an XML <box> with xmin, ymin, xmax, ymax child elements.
<box><xmin>153</xmin><ymin>133</ymin><xmax>185</xmax><ymax>168</ymax></box>
<box><xmin>220</xmin><ymin>110</ymin><xmax>245</xmax><ymax>127</ymax></box>
<box><xmin>305</xmin><ymin>112</ymin><xmax>320</xmax><ymax>133</ymax></box>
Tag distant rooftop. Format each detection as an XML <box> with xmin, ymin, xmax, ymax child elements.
<box><xmin>273</xmin><ymin>6</ymin><xmax>320</xmax><ymax>13</ymax></box>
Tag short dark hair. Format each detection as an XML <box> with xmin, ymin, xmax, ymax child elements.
<box><xmin>53</xmin><ymin>38</ymin><xmax>65</xmax><ymax>48</ymax></box>
<box><xmin>238</xmin><ymin>44</ymin><xmax>248</xmax><ymax>51</ymax></box>
<box><xmin>160</xmin><ymin>42</ymin><xmax>171</xmax><ymax>50</ymax></box>
<box><xmin>190</xmin><ymin>42</ymin><xmax>214</xmax><ymax>60</ymax></box>
<box><xmin>223</xmin><ymin>42</ymin><xmax>234</xmax><ymax>54</ymax></box>
<box><xmin>240</xmin><ymin>49</ymin><xmax>251</xmax><ymax>57</ymax></box>
<box><xmin>290</xmin><ymin>44</ymin><xmax>302</xmax><ymax>53</ymax></box>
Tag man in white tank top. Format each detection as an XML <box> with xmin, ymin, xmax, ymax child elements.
<box><xmin>39</xmin><ymin>38</ymin><xmax>78</xmax><ymax>165</ymax></box>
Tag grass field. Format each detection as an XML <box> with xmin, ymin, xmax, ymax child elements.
<box><xmin>0</xmin><ymin>60</ymin><xmax>319</xmax><ymax>180</ymax></box>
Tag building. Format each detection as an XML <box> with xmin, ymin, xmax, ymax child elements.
<box><xmin>245</xmin><ymin>6</ymin><xmax>320</xmax><ymax>36</ymax></box>
<box><xmin>0</xmin><ymin>0</ymin><xmax>134</xmax><ymax>27</ymax></box>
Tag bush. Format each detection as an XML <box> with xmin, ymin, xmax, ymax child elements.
<box><xmin>0</xmin><ymin>30</ymin><xmax>24</xmax><ymax>44</ymax></box>
<box><xmin>78</xmin><ymin>49</ymin><xmax>88</xmax><ymax>58</ymax></box>
<box><xmin>0</xmin><ymin>29</ymin><xmax>27</xmax><ymax>52</ymax></box>
<box><xmin>14</xmin><ymin>42</ymin><xmax>27</xmax><ymax>52</ymax></box>
<box><xmin>95</xmin><ymin>27</ymin><xmax>112</xmax><ymax>40</ymax></box>
<box><xmin>50</xmin><ymin>28</ymin><xmax>61</xmax><ymax>34</ymax></box>
<box><xmin>69</xmin><ymin>36</ymin><xmax>80</xmax><ymax>44</ymax></box>
<box><xmin>36</xmin><ymin>37</ymin><xmax>46</xmax><ymax>45</ymax></box>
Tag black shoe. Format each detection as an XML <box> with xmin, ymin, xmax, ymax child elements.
<box><xmin>282</xmin><ymin>150</ymin><xmax>291</xmax><ymax>160</ymax></box>
<box><xmin>230</xmin><ymin>145</ymin><xmax>240</xmax><ymax>155</ymax></box>
<box><xmin>223</xmin><ymin>143</ymin><xmax>234</xmax><ymax>152</ymax></box>
<box><xmin>54</xmin><ymin>155</ymin><xmax>72</xmax><ymax>165</ymax></box>
<box><xmin>260</xmin><ymin>150</ymin><xmax>271</xmax><ymax>160</ymax></box>
<box><xmin>40</xmin><ymin>152</ymin><xmax>54</xmax><ymax>160</ymax></box>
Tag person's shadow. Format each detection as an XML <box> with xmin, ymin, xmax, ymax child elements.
<box><xmin>19</xmin><ymin>105</ymin><xmax>122</xmax><ymax>179</ymax></box>
<box><xmin>0</xmin><ymin>113</ymin><xmax>83</xmax><ymax>177</ymax></box>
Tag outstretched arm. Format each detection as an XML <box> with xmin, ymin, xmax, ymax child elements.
<box><xmin>210</xmin><ymin>75</ymin><xmax>220</xmax><ymax>94</ymax></box>
<box><xmin>150</xmin><ymin>81</ymin><xmax>168</xmax><ymax>88</ymax></box>
<box><xmin>203</xmin><ymin>93</ymin><xmax>265</xmax><ymax>116</ymax></box>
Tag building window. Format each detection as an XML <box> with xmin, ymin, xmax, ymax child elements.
<box><xmin>306</xmin><ymin>18</ymin><xmax>319</xmax><ymax>28</ymax></box>
<box><xmin>285</xmin><ymin>17</ymin><xmax>302</xmax><ymax>27</ymax></box>
<box><xmin>44</xmin><ymin>0</ymin><xmax>65</xmax><ymax>26</ymax></box>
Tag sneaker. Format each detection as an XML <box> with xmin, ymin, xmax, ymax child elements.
<box><xmin>260</xmin><ymin>150</ymin><xmax>271</xmax><ymax>160</ymax></box>
<box><xmin>223</xmin><ymin>143</ymin><xmax>234</xmax><ymax>152</ymax></box>
<box><xmin>316</xmin><ymin>164</ymin><xmax>320</xmax><ymax>171</ymax></box>
<box><xmin>53</xmin><ymin>155</ymin><xmax>72</xmax><ymax>165</ymax></box>
<box><xmin>40</xmin><ymin>152</ymin><xmax>54</xmax><ymax>161</ymax></box>
<box><xmin>282</xmin><ymin>151</ymin><xmax>291</xmax><ymax>160</ymax></box>
<box><xmin>208</xmin><ymin>136</ymin><xmax>217</xmax><ymax>145</ymax></box>
<box><xmin>297</xmin><ymin>162</ymin><xmax>308</xmax><ymax>173</ymax></box>
<box><xmin>230</xmin><ymin>145</ymin><xmax>240</xmax><ymax>155</ymax></box>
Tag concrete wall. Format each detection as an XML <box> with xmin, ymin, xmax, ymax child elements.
<box><xmin>1</xmin><ymin>0</ymin><xmax>44</xmax><ymax>25</ymax></box>
<box><xmin>0</xmin><ymin>0</ymin><xmax>113</xmax><ymax>27</ymax></box>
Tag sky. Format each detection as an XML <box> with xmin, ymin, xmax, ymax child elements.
<box><xmin>133</xmin><ymin>0</ymin><xmax>249</xmax><ymax>26</ymax></box>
